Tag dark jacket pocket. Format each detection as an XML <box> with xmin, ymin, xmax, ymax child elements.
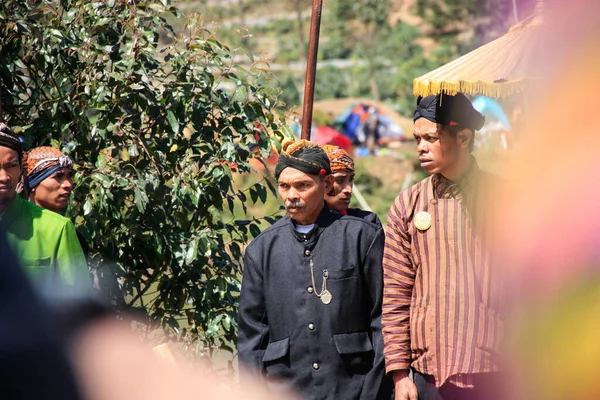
<box><xmin>327</xmin><ymin>266</ymin><xmax>357</xmax><ymax>280</ymax></box>
<box><xmin>333</xmin><ymin>331</ymin><xmax>373</xmax><ymax>354</ymax></box>
<box><xmin>262</xmin><ymin>337</ymin><xmax>290</xmax><ymax>363</ymax></box>
<box><xmin>333</xmin><ymin>332</ymin><xmax>374</xmax><ymax>374</ymax></box>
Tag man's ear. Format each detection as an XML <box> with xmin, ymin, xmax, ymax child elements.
<box><xmin>457</xmin><ymin>128</ymin><xmax>473</xmax><ymax>149</ymax></box>
<box><xmin>323</xmin><ymin>174</ymin><xmax>334</xmax><ymax>193</ymax></box>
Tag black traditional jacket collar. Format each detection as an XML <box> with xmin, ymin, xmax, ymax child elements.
<box><xmin>288</xmin><ymin>203</ymin><xmax>338</xmax><ymax>245</ymax></box>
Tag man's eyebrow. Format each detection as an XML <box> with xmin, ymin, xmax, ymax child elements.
<box><xmin>414</xmin><ymin>130</ymin><xmax>438</xmax><ymax>136</ymax></box>
<box><xmin>278</xmin><ymin>179</ymin><xmax>312</xmax><ymax>186</ymax></box>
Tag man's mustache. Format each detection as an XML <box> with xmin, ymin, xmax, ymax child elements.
<box><xmin>285</xmin><ymin>200</ymin><xmax>306</xmax><ymax>209</ymax></box>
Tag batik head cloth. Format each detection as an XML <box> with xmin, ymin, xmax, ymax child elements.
<box><xmin>322</xmin><ymin>144</ymin><xmax>354</xmax><ymax>173</ymax></box>
<box><xmin>275</xmin><ymin>139</ymin><xmax>332</xmax><ymax>180</ymax></box>
<box><xmin>23</xmin><ymin>147</ymin><xmax>73</xmax><ymax>191</ymax></box>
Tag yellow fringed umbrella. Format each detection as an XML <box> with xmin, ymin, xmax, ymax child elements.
<box><xmin>413</xmin><ymin>1</ymin><xmax>546</xmax><ymax>98</ymax></box>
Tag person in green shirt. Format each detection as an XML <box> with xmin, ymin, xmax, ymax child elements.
<box><xmin>20</xmin><ymin>145</ymin><xmax>90</xmax><ymax>258</ymax></box>
<box><xmin>0</xmin><ymin>123</ymin><xmax>88</xmax><ymax>289</ymax></box>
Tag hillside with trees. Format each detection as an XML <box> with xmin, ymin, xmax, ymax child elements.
<box><xmin>192</xmin><ymin>0</ymin><xmax>537</xmax><ymax>116</ymax></box>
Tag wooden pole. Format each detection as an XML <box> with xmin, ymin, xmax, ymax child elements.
<box><xmin>300</xmin><ymin>0</ymin><xmax>324</xmax><ymax>141</ymax></box>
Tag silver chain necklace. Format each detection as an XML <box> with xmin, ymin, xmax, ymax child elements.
<box><xmin>310</xmin><ymin>260</ymin><xmax>332</xmax><ymax>304</ymax></box>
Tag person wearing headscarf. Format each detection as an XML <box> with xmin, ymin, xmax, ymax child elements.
<box><xmin>238</xmin><ymin>139</ymin><xmax>393</xmax><ymax>399</ymax></box>
<box><xmin>22</xmin><ymin>146</ymin><xmax>75</xmax><ymax>213</ymax></box>
<box><xmin>20</xmin><ymin>146</ymin><xmax>91</xmax><ymax>257</ymax></box>
<box><xmin>322</xmin><ymin>144</ymin><xmax>381</xmax><ymax>227</ymax></box>
<box><xmin>382</xmin><ymin>93</ymin><xmax>504</xmax><ymax>399</ymax></box>
<box><xmin>0</xmin><ymin>124</ymin><xmax>88</xmax><ymax>290</ymax></box>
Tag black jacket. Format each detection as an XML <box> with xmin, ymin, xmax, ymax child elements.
<box><xmin>238</xmin><ymin>206</ymin><xmax>393</xmax><ymax>399</ymax></box>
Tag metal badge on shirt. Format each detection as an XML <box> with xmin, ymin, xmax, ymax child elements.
<box><xmin>414</xmin><ymin>211</ymin><xmax>432</xmax><ymax>231</ymax></box>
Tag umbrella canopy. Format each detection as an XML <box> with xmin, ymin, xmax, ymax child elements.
<box><xmin>413</xmin><ymin>1</ymin><xmax>546</xmax><ymax>98</ymax></box>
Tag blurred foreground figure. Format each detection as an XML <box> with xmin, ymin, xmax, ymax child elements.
<box><xmin>0</xmin><ymin>230</ymin><xmax>82</xmax><ymax>399</ymax></box>
<box><xmin>73</xmin><ymin>320</ymin><xmax>298</xmax><ymax>400</ymax></box>
<box><xmin>322</xmin><ymin>144</ymin><xmax>381</xmax><ymax>226</ymax></box>
<box><xmin>0</xmin><ymin>227</ymin><xmax>295</xmax><ymax>399</ymax></box>
<box><xmin>382</xmin><ymin>93</ymin><xmax>505</xmax><ymax>399</ymax></box>
<box><xmin>494</xmin><ymin>2</ymin><xmax>600</xmax><ymax>399</ymax></box>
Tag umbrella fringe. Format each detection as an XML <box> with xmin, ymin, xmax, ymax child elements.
<box><xmin>412</xmin><ymin>78</ymin><xmax>536</xmax><ymax>98</ymax></box>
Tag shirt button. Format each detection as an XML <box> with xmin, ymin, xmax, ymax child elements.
<box><xmin>312</xmin><ymin>363</ymin><xmax>319</xmax><ymax>370</ymax></box>
<box><xmin>431</xmin><ymin>199</ymin><xmax>438</xmax><ymax>205</ymax></box>
<box><xmin>304</xmin><ymin>249</ymin><xmax>311</xmax><ymax>256</ymax></box>
<box><xmin>307</xmin><ymin>286</ymin><xmax>314</xmax><ymax>293</ymax></box>
<box><xmin>308</xmin><ymin>323</ymin><xmax>315</xmax><ymax>330</ymax></box>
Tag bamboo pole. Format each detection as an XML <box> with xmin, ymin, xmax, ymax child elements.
<box><xmin>300</xmin><ymin>0</ymin><xmax>324</xmax><ymax>140</ymax></box>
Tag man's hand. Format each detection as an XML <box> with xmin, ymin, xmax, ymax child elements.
<box><xmin>393</xmin><ymin>369</ymin><xmax>418</xmax><ymax>400</ymax></box>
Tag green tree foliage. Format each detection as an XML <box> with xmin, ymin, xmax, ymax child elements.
<box><xmin>314</xmin><ymin>65</ymin><xmax>348</xmax><ymax>100</ymax></box>
<box><xmin>0</xmin><ymin>0</ymin><xmax>291</xmax><ymax>356</ymax></box>
<box><xmin>345</xmin><ymin>0</ymin><xmax>392</xmax><ymax>100</ymax></box>
<box><xmin>415</xmin><ymin>0</ymin><xmax>537</xmax><ymax>51</ymax></box>
<box><xmin>275</xmin><ymin>71</ymin><xmax>301</xmax><ymax>107</ymax></box>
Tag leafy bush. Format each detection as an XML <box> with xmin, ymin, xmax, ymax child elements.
<box><xmin>0</xmin><ymin>0</ymin><xmax>291</xmax><ymax>358</ymax></box>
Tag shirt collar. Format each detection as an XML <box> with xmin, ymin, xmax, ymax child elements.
<box><xmin>289</xmin><ymin>203</ymin><xmax>338</xmax><ymax>244</ymax></box>
<box><xmin>432</xmin><ymin>158</ymin><xmax>480</xmax><ymax>199</ymax></box>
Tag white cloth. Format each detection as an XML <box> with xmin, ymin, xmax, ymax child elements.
<box><xmin>295</xmin><ymin>224</ymin><xmax>315</xmax><ymax>234</ymax></box>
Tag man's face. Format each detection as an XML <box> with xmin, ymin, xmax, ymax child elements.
<box><xmin>30</xmin><ymin>167</ymin><xmax>74</xmax><ymax>213</ymax></box>
<box><xmin>0</xmin><ymin>147</ymin><xmax>21</xmax><ymax>203</ymax></box>
<box><xmin>325</xmin><ymin>171</ymin><xmax>354</xmax><ymax>212</ymax></box>
<box><xmin>277</xmin><ymin>167</ymin><xmax>331</xmax><ymax>225</ymax></box>
<box><xmin>413</xmin><ymin>118</ymin><xmax>462</xmax><ymax>177</ymax></box>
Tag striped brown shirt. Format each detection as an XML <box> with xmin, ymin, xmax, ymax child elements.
<box><xmin>382</xmin><ymin>162</ymin><xmax>503</xmax><ymax>387</ymax></box>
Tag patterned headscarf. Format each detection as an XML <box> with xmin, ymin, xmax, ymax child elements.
<box><xmin>22</xmin><ymin>147</ymin><xmax>73</xmax><ymax>192</ymax></box>
<box><xmin>322</xmin><ymin>144</ymin><xmax>354</xmax><ymax>173</ymax></box>
<box><xmin>275</xmin><ymin>139</ymin><xmax>332</xmax><ymax>179</ymax></box>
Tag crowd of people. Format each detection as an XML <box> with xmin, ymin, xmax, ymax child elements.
<box><xmin>1</xmin><ymin>92</ymin><xmax>501</xmax><ymax>399</ymax></box>
<box><xmin>0</xmin><ymin>123</ymin><xmax>89</xmax><ymax>290</ymax></box>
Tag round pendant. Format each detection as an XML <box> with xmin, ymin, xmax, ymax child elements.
<box><xmin>320</xmin><ymin>290</ymin><xmax>332</xmax><ymax>304</ymax></box>
<box><xmin>414</xmin><ymin>211</ymin><xmax>432</xmax><ymax>231</ymax></box>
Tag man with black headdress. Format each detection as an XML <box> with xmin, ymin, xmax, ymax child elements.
<box><xmin>0</xmin><ymin>123</ymin><xmax>88</xmax><ymax>289</ymax></box>
<box><xmin>382</xmin><ymin>93</ymin><xmax>504</xmax><ymax>400</ymax></box>
<box><xmin>238</xmin><ymin>140</ymin><xmax>393</xmax><ymax>399</ymax></box>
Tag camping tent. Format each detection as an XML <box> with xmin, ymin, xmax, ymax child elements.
<box><xmin>312</xmin><ymin>126</ymin><xmax>353</xmax><ymax>152</ymax></box>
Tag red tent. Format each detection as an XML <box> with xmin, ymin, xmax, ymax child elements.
<box><xmin>312</xmin><ymin>126</ymin><xmax>353</xmax><ymax>153</ymax></box>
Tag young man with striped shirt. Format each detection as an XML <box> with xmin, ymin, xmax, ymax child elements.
<box><xmin>382</xmin><ymin>93</ymin><xmax>504</xmax><ymax>400</ymax></box>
